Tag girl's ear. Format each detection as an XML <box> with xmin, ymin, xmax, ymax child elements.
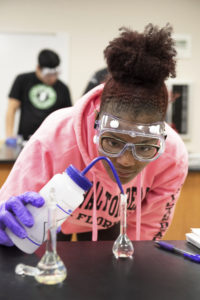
<box><xmin>94</xmin><ymin>110</ymin><xmax>99</xmax><ymax>121</ymax></box>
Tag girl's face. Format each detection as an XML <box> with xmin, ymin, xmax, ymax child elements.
<box><xmin>98</xmin><ymin>109</ymin><xmax>162</xmax><ymax>184</ymax></box>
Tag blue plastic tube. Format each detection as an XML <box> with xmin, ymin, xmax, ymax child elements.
<box><xmin>81</xmin><ymin>156</ymin><xmax>124</xmax><ymax>195</ymax></box>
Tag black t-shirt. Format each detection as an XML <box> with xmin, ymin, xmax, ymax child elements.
<box><xmin>9</xmin><ymin>72</ymin><xmax>72</xmax><ymax>140</ymax></box>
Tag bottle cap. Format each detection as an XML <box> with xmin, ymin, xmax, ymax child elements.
<box><xmin>65</xmin><ymin>165</ymin><xmax>92</xmax><ymax>191</ymax></box>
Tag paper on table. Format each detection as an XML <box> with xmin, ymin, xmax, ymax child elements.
<box><xmin>186</xmin><ymin>228</ymin><xmax>200</xmax><ymax>249</ymax></box>
<box><xmin>191</xmin><ymin>228</ymin><xmax>200</xmax><ymax>236</ymax></box>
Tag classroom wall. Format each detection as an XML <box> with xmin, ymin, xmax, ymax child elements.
<box><xmin>0</xmin><ymin>0</ymin><xmax>199</xmax><ymax>152</ymax></box>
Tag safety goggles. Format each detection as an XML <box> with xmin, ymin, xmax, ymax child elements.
<box><xmin>94</xmin><ymin>113</ymin><xmax>166</xmax><ymax>162</ymax></box>
<box><xmin>41</xmin><ymin>67</ymin><xmax>60</xmax><ymax>77</ymax></box>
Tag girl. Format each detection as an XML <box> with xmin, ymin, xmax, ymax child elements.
<box><xmin>0</xmin><ymin>23</ymin><xmax>188</xmax><ymax>246</ymax></box>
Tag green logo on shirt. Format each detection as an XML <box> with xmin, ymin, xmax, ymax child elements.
<box><xmin>29</xmin><ymin>84</ymin><xmax>57</xmax><ymax>109</ymax></box>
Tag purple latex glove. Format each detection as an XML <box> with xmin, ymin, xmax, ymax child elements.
<box><xmin>5</xmin><ymin>137</ymin><xmax>17</xmax><ymax>147</ymax></box>
<box><xmin>0</xmin><ymin>192</ymin><xmax>45</xmax><ymax>247</ymax></box>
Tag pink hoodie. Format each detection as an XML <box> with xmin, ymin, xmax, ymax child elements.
<box><xmin>0</xmin><ymin>85</ymin><xmax>188</xmax><ymax>241</ymax></box>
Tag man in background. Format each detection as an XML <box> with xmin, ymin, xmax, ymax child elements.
<box><xmin>5</xmin><ymin>49</ymin><xmax>72</xmax><ymax>145</ymax></box>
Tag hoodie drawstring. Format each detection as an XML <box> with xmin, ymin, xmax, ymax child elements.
<box><xmin>92</xmin><ymin>174</ymin><xmax>98</xmax><ymax>241</ymax></box>
<box><xmin>136</xmin><ymin>171</ymin><xmax>142</xmax><ymax>241</ymax></box>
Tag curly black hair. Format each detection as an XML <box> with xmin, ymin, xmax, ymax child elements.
<box><xmin>100</xmin><ymin>23</ymin><xmax>177</xmax><ymax>120</ymax></box>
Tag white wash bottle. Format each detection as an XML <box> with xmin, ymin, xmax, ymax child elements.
<box><xmin>6</xmin><ymin>165</ymin><xmax>92</xmax><ymax>254</ymax></box>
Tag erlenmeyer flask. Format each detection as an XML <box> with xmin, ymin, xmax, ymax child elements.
<box><xmin>34</xmin><ymin>188</ymin><xmax>67</xmax><ymax>284</ymax></box>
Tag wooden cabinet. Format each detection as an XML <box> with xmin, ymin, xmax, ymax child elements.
<box><xmin>0</xmin><ymin>163</ymin><xmax>13</xmax><ymax>187</ymax></box>
<box><xmin>164</xmin><ymin>171</ymin><xmax>200</xmax><ymax>240</ymax></box>
<box><xmin>0</xmin><ymin>144</ymin><xmax>21</xmax><ymax>187</ymax></box>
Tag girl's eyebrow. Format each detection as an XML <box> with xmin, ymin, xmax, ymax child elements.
<box><xmin>103</xmin><ymin>132</ymin><xmax>158</xmax><ymax>144</ymax></box>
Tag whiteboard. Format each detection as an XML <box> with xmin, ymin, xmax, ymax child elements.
<box><xmin>0</xmin><ymin>32</ymin><xmax>69</xmax><ymax>139</ymax></box>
